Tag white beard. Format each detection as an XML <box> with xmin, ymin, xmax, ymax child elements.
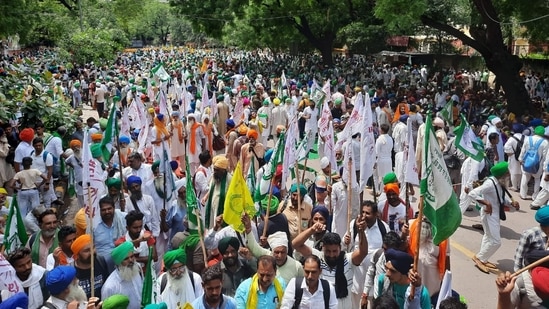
<box><xmin>167</xmin><ymin>272</ymin><xmax>186</xmax><ymax>296</ymax></box>
<box><xmin>118</xmin><ymin>263</ymin><xmax>141</xmax><ymax>282</ymax></box>
<box><xmin>65</xmin><ymin>282</ymin><xmax>88</xmax><ymax>302</ymax></box>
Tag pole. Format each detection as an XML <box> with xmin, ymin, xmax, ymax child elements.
<box><xmin>301</xmin><ymin>157</ymin><xmax>308</xmax><ymax>184</ymax></box>
<box><xmin>194</xmin><ymin>208</ymin><xmax>209</xmax><ymax>268</ymax></box>
<box><xmin>115</xmin><ymin>121</ymin><xmax>125</xmax><ymax>211</ymax></box>
<box><xmin>296</xmin><ymin>167</ymin><xmax>303</xmax><ymax>235</ymax></box>
<box><xmin>409</xmin><ymin>196</ymin><xmax>424</xmax><ymax>300</ymax></box>
<box><xmin>372</xmin><ymin>166</ymin><xmax>378</xmax><ymax>204</ymax></box>
<box><xmin>261</xmin><ymin>179</ymin><xmax>274</xmax><ymax>238</ymax></box>
<box><xmin>512</xmin><ymin>254</ymin><xmax>549</xmax><ymax>278</ymax></box>
<box><xmin>86</xmin><ymin>185</ymin><xmax>95</xmax><ymax>298</ymax></box>
<box><xmin>346</xmin><ymin>157</ymin><xmax>353</xmax><ymax>228</ymax></box>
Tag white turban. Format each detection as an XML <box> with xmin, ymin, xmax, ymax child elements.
<box><xmin>491</xmin><ymin>117</ymin><xmax>502</xmax><ymax>125</ymax></box>
<box><xmin>267</xmin><ymin>232</ymin><xmax>288</xmax><ymax>249</ymax></box>
<box><xmin>175</xmin><ymin>179</ymin><xmax>186</xmax><ymax>191</ymax></box>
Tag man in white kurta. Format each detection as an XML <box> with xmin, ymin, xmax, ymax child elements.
<box><xmin>459</xmin><ymin>157</ymin><xmax>485</xmax><ymax>214</ymax></box>
<box><xmin>125</xmin><ymin>175</ymin><xmax>160</xmax><ymax>238</ymax></box>
<box><xmin>270</xmin><ymin>98</ymin><xmax>288</xmax><ymax>145</ymax></box>
<box><xmin>186</xmin><ymin>113</ymin><xmax>206</xmax><ymax>175</ymax></box>
<box><xmin>101</xmin><ymin>241</ymin><xmax>143</xmax><ymax>309</ymax></box>
<box><xmin>331</xmin><ymin>179</ymin><xmax>360</xmax><ymax>236</ymax></box>
<box><xmin>392</xmin><ymin>116</ymin><xmax>408</xmax><ymax>199</ymax></box>
<box><xmin>518</xmin><ymin>126</ymin><xmax>548</xmax><ymax>200</ymax></box>
<box><xmin>168</xmin><ymin>111</ymin><xmax>186</xmax><ymax>169</ymax></box>
<box><xmin>503</xmin><ymin>126</ymin><xmax>524</xmax><ymax>191</ymax></box>
<box><xmin>530</xmin><ymin>144</ymin><xmax>549</xmax><ymax>210</ymax></box>
<box><xmin>375</xmin><ymin>124</ymin><xmax>393</xmax><ymax>191</ymax></box>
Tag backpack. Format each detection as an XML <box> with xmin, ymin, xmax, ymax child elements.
<box><xmin>511</xmin><ymin>135</ymin><xmax>525</xmax><ymax>161</ymax></box>
<box><xmin>477</xmin><ymin>157</ymin><xmax>492</xmax><ymax>181</ymax></box>
<box><xmin>30</xmin><ymin>150</ymin><xmax>53</xmax><ymax>164</ymax></box>
<box><xmin>293</xmin><ymin>277</ymin><xmax>331</xmax><ymax>309</ymax></box>
<box><xmin>523</xmin><ymin>137</ymin><xmax>544</xmax><ymax>174</ymax></box>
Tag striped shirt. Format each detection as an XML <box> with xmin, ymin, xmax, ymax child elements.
<box><xmin>312</xmin><ymin>249</ymin><xmax>354</xmax><ymax>294</ymax></box>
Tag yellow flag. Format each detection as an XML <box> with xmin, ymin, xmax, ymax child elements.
<box><xmin>223</xmin><ymin>162</ymin><xmax>256</xmax><ymax>232</ymax></box>
<box><xmin>179</xmin><ymin>303</ymin><xmax>193</xmax><ymax>309</ymax></box>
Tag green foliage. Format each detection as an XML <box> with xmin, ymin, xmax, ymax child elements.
<box><xmin>374</xmin><ymin>0</ymin><xmax>427</xmax><ymax>34</ymax></box>
<box><xmin>60</xmin><ymin>28</ymin><xmax>129</xmax><ymax>64</ymax></box>
<box><xmin>0</xmin><ymin>60</ymin><xmax>79</xmax><ymax>132</ymax></box>
<box><xmin>337</xmin><ymin>23</ymin><xmax>387</xmax><ymax>54</ymax></box>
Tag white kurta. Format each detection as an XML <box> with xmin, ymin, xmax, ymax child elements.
<box><xmin>375</xmin><ymin>134</ymin><xmax>393</xmax><ymax>183</ymax></box>
<box><xmin>101</xmin><ymin>269</ymin><xmax>143</xmax><ymax>309</ymax></box>
<box><xmin>459</xmin><ymin>157</ymin><xmax>485</xmax><ymax>214</ymax></box>
<box><xmin>331</xmin><ymin>181</ymin><xmax>360</xmax><ymax>236</ymax></box>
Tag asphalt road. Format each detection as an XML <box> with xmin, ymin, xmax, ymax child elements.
<box><xmin>76</xmin><ymin>104</ymin><xmax>535</xmax><ymax>308</ymax></box>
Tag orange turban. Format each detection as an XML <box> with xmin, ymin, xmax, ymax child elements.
<box><xmin>247</xmin><ymin>129</ymin><xmax>259</xmax><ymax>140</ymax></box>
<box><xmin>71</xmin><ymin>234</ymin><xmax>92</xmax><ymax>259</ymax></box>
<box><xmin>19</xmin><ymin>128</ymin><xmax>35</xmax><ymax>143</ymax></box>
<box><xmin>69</xmin><ymin>139</ymin><xmax>82</xmax><ymax>148</ymax></box>
<box><xmin>74</xmin><ymin>208</ymin><xmax>87</xmax><ymax>237</ymax></box>
<box><xmin>91</xmin><ymin>133</ymin><xmax>103</xmax><ymax>142</ymax></box>
<box><xmin>384</xmin><ymin>183</ymin><xmax>400</xmax><ymax>195</ymax></box>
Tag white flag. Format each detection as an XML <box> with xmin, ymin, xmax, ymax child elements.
<box><xmin>158</xmin><ymin>89</ymin><xmax>169</xmax><ymax>116</ymax></box>
<box><xmin>283</xmin><ymin>113</ymin><xmax>299</xmax><ymax>190</ymax></box>
<box><xmin>436</xmin><ymin>271</ymin><xmax>453</xmax><ymax>309</ymax></box>
<box><xmin>405</xmin><ymin>118</ymin><xmax>420</xmax><ymax>185</ymax></box>
<box><xmin>0</xmin><ymin>254</ymin><xmax>24</xmax><ymax>294</ymax></box>
<box><xmin>342</xmin><ymin>140</ymin><xmax>358</xmax><ymax>189</ymax></box>
<box><xmin>359</xmin><ymin>93</ymin><xmax>376</xmax><ymax>190</ymax></box>
<box><xmin>120</xmin><ymin>107</ymin><xmax>131</xmax><ymax>138</ymax></box>
<box><xmin>335</xmin><ymin>98</ymin><xmax>363</xmax><ymax>150</ymax></box>
<box><xmin>233</xmin><ymin>95</ymin><xmax>245</xmax><ymax>123</ymax></box>
<box><xmin>82</xmin><ymin>130</ymin><xmax>106</xmax><ymax>230</ymax></box>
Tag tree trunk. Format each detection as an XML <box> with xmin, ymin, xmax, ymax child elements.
<box><xmin>318</xmin><ymin>40</ymin><xmax>334</xmax><ymax>67</ymax></box>
<box><xmin>292</xmin><ymin>16</ymin><xmax>335</xmax><ymax>66</ymax></box>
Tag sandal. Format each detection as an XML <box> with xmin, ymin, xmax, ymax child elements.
<box><xmin>484</xmin><ymin>261</ymin><xmax>498</xmax><ymax>269</ymax></box>
<box><xmin>475</xmin><ymin>263</ymin><xmax>490</xmax><ymax>273</ymax></box>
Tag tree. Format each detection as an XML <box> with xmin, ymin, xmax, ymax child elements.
<box><xmin>170</xmin><ymin>0</ymin><xmax>385</xmax><ymax>65</ymax></box>
<box><xmin>373</xmin><ymin>0</ymin><xmax>544</xmax><ymax>116</ymax></box>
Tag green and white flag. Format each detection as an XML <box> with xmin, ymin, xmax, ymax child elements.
<box><xmin>453</xmin><ymin>114</ymin><xmax>485</xmax><ymax>162</ymax></box>
<box><xmin>421</xmin><ymin>113</ymin><xmax>461</xmax><ymax>245</ymax></box>
<box><xmin>440</xmin><ymin>100</ymin><xmax>453</xmax><ymax>125</ymax></box>
<box><xmin>3</xmin><ymin>196</ymin><xmax>28</xmax><ymax>255</ymax></box>
<box><xmin>185</xmin><ymin>158</ymin><xmax>203</xmax><ymax>233</ymax></box>
<box><xmin>296</xmin><ymin>133</ymin><xmax>310</xmax><ymax>162</ymax></box>
<box><xmin>151</xmin><ymin>64</ymin><xmax>170</xmax><ymax>81</ymax></box>
<box><xmin>100</xmin><ymin>102</ymin><xmax>117</xmax><ymax>162</ymax></box>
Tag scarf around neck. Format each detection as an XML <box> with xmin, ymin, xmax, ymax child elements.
<box><xmin>205</xmin><ymin>176</ymin><xmax>227</xmax><ymax>228</ymax></box>
<box><xmin>189</xmin><ymin>122</ymin><xmax>203</xmax><ymax>154</ymax></box>
<box><xmin>247</xmin><ymin>273</ymin><xmax>284</xmax><ymax>308</ymax></box>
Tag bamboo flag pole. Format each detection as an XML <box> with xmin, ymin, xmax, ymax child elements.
<box><xmin>86</xmin><ymin>185</ymin><xmax>95</xmax><ymax>298</ymax></box>
<box><xmin>296</xmin><ymin>167</ymin><xmax>303</xmax><ymax>235</ymax></box>
<box><xmin>346</xmin><ymin>157</ymin><xmax>353</xmax><ymax>228</ymax></box>
<box><xmin>262</xmin><ymin>179</ymin><xmax>275</xmax><ymax>238</ymax></box>
<box><xmin>409</xmin><ymin>196</ymin><xmax>425</xmax><ymax>300</ymax></box>
<box><xmin>512</xmin><ymin>254</ymin><xmax>549</xmax><ymax>278</ymax></box>
<box><xmin>194</xmin><ymin>209</ymin><xmax>209</xmax><ymax>268</ymax></box>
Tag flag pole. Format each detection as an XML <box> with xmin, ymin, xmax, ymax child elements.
<box><xmin>261</xmin><ymin>179</ymin><xmax>274</xmax><ymax>239</ymax></box>
<box><xmin>372</xmin><ymin>165</ymin><xmax>378</xmax><ymax>204</ymax></box>
<box><xmin>296</xmin><ymin>166</ymin><xmax>303</xmax><ymax>235</ymax></box>
<box><xmin>115</xmin><ymin>121</ymin><xmax>125</xmax><ymax>211</ymax></box>
<box><xmin>194</xmin><ymin>209</ymin><xmax>209</xmax><ymax>268</ymax></box>
<box><xmin>347</xmin><ymin>157</ymin><xmax>353</xmax><ymax>228</ymax></box>
<box><xmin>409</xmin><ymin>195</ymin><xmax>424</xmax><ymax>300</ymax></box>
<box><xmin>301</xmin><ymin>157</ymin><xmax>308</xmax><ymax>184</ymax></box>
<box><xmin>86</xmin><ymin>184</ymin><xmax>95</xmax><ymax>298</ymax></box>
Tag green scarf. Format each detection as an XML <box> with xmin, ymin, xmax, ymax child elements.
<box><xmin>31</xmin><ymin>230</ymin><xmax>59</xmax><ymax>265</ymax></box>
<box><xmin>205</xmin><ymin>176</ymin><xmax>227</xmax><ymax>228</ymax></box>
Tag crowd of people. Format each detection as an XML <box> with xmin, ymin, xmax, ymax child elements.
<box><xmin>0</xmin><ymin>48</ymin><xmax>549</xmax><ymax>309</ymax></box>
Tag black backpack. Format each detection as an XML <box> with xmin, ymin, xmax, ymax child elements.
<box><xmin>293</xmin><ymin>277</ymin><xmax>331</xmax><ymax>309</ymax></box>
<box><xmin>511</xmin><ymin>135</ymin><xmax>525</xmax><ymax>161</ymax></box>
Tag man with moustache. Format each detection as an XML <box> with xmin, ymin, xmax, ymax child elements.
<box><xmin>160</xmin><ymin>179</ymin><xmax>187</xmax><ymax>250</ymax></box>
<box><xmin>46</xmin><ymin>226</ymin><xmax>76</xmax><ymax>270</ymax></box>
<box><xmin>104</xmin><ymin>178</ymin><xmax>126</xmax><ymax>211</ymax></box>
<box><xmin>203</xmin><ymin>155</ymin><xmax>232</xmax><ymax>229</ymax></box>
<box><xmin>192</xmin><ymin>265</ymin><xmax>238</xmax><ymax>309</ymax></box>
<box><xmin>27</xmin><ymin>209</ymin><xmax>59</xmax><ymax>268</ymax></box>
<box><xmin>93</xmin><ymin>196</ymin><xmax>127</xmax><ymax>257</ymax></box>
<box><xmin>2</xmin><ymin>247</ymin><xmax>49</xmax><ymax>309</ymax></box>
<box><xmin>43</xmin><ymin>266</ymin><xmax>97</xmax><ymax>309</ymax></box>
<box><xmin>110</xmin><ymin>136</ymin><xmax>133</xmax><ymax>168</ymax></box>
<box><xmin>157</xmin><ymin>248</ymin><xmax>203</xmax><ymax>308</ymax></box>
<box><xmin>71</xmin><ymin>234</ymin><xmax>112</xmax><ymax>300</ymax></box>
<box><xmin>65</xmin><ymin>139</ymin><xmax>84</xmax><ymax>208</ymax></box>
<box><xmin>235</xmin><ymin>255</ymin><xmax>286</xmax><ymax>309</ymax></box>
<box><xmin>101</xmin><ymin>241</ymin><xmax>143</xmax><ymax>308</ymax></box>
<box><xmin>121</xmin><ymin>152</ymin><xmax>153</xmax><ymax>184</ymax></box>
<box><xmin>293</xmin><ymin>218</ymin><xmax>369</xmax><ymax>309</ymax></box>
<box><xmin>216</xmin><ymin>236</ymin><xmax>256</xmax><ymax>297</ymax></box>
<box><xmin>124</xmin><ymin>176</ymin><xmax>160</xmax><ymax>239</ymax></box>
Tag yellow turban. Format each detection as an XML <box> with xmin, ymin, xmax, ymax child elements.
<box><xmin>212</xmin><ymin>155</ymin><xmax>229</xmax><ymax>170</ymax></box>
<box><xmin>74</xmin><ymin>208</ymin><xmax>87</xmax><ymax>237</ymax></box>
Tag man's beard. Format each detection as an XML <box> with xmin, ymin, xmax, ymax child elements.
<box><xmin>224</xmin><ymin>256</ymin><xmax>237</xmax><ymax>267</ymax></box>
<box><xmin>167</xmin><ymin>271</ymin><xmax>186</xmax><ymax>295</ymax></box>
<box><xmin>213</xmin><ymin>172</ymin><xmax>226</xmax><ymax>181</ymax></box>
<box><xmin>324</xmin><ymin>255</ymin><xmax>339</xmax><ymax>268</ymax></box>
<box><xmin>65</xmin><ymin>282</ymin><xmax>88</xmax><ymax>302</ymax></box>
<box><xmin>73</xmin><ymin>149</ymin><xmax>82</xmax><ymax>159</ymax></box>
<box><xmin>42</xmin><ymin>229</ymin><xmax>56</xmax><ymax>238</ymax></box>
<box><xmin>79</xmin><ymin>254</ymin><xmax>92</xmax><ymax>265</ymax></box>
<box><xmin>130</xmin><ymin>190</ymin><xmax>143</xmax><ymax>200</ymax></box>
<box><xmin>118</xmin><ymin>263</ymin><xmax>141</xmax><ymax>281</ymax></box>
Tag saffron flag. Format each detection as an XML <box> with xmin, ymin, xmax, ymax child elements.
<box><xmin>82</xmin><ymin>129</ymin><xmax>106</xmax><ymax>230</ymax></box>
<box><xmin>453</xmin><ymin>114</ymin><xmax>485</xmax><ymax>162</ymax></box>
<box><xmin>3</xmin><ymin>196</ymin><xmax>28</xmax><ymax>255</ymax></box>
<box><xmin>359</xmin><ymin>93</ymin><xmax>376</xmax><ymax>190</ymax></box>
<box><xmin>223</xmin><ymin>162</ymin><xmax>256</xmax><ymax>233</ymax></box>
<box><xmin>421</xmin><ymin>113</ymin><xmax>461</xmax><ymax>245</ymax></box>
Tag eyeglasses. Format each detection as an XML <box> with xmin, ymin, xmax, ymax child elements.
<box><xmin>169</xmin><ymin>265</ymin><xmax>186</xmax><ymax>274</ymax></box>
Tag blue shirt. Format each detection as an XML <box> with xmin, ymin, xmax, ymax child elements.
<box><xmin>191</xmin><ymin>295</ymin><xmax>237</xmax><ymax>309</ymax></box>
<box><xmin>93</xmin><ymin>210</ymin><xmax>126</xmax><ymax>257</ymax></box>
<box><xmin>166</xmin><ymin>203</ymin><xmax>186</xmax><ymax>249</ymax></box>
<box><xmin>234</xmin><ymin>277</ymin><xmax>286</xmax><ymax>309</ymax></box>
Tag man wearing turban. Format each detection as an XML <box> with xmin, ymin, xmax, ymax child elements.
<box><xmin>522</xmin><ymin>126</ymin><xmax>549</xmax><ymax>203</ymax></box>
<box><xmin>104</xmin><ymin>177</ymin><xmax>126</xmax><ymax>211</ymax></box>
<box><xmin>511</xmin><ymin>207</ymin><xmax>549</xmax><ymax>307</ymax></box>
<box><xmin>374</xmin><ymin>249</ymin><xmax>431</xmax><ymax>308</ymax></box>
<box><xmin>71</xmin><ymin>234</ymin><xmax>111</xmax><ymax>300</ymax></box>
<box><xmin>102</xmin><ymin>294</ymin><xmax>130</xmax><ymax>309</ymax></box>
<box><xmin>270</xmin><ymin>96</ymin><xmax>288</xmax><ymax>146</ymax></box>
<box><xmin>168</xmin><ymin>112</ymin><xmax>186</xmax><ymax>172</ymax></box>
<box><xmin>239</xmin><ymin>129</ymin><xmax>265</xmax><ymax>177</ymax></box>
<box><xmin>66</xmin><ymin>139</ymin><xmax>84</xmax><ymax>208</ymax></box>
<box><xmin>277</xmin><ymin>183</ymin><xmax>312</xmax><ymax>240</ymax></box>
<box><xmin>225</xmin><ymin>119</ymin><xmax>240</xmax><ymax>172</ymax></box>
<box><xmin>14</xmin><ymin>128</ymin><xmax>35</xmax><ymax>172</ymax></box>
<box><xmin>216</xmin><ymin>92</ymin><xmax>230</xmax><ymax>138</ymax></box>
<box><xmin>203</xmin><ymin>155</ymin><xmax>232</xmax><ymax>229</ymax></box>
<box><xmin>212</xmin><ymin>236</ymin><xmax>255</xmax><ymax>297</ymax></box>
<box><xmin>469</xmin><ymin>161</ymin><xmax>519</xmax><ymax>273</ymax></box>
<box><xmin>110</xmin><ymin>135</ymin><xmax>134</xmax><ymax>168</ymax></box>
<box><xmin>157</xmin><ymin>248</ymin><xmax>203</xmax><ymax>308</ymax></box>
<box><xmin>378</xmin><ymin>183</ymin><xmax>408</xmax><ymax>236</ymax></box>
<box><xmin>151</xmin><ymin>114</ymin><xmax>172</xmax><ymax>161</ymax></box>
<box><xmin>243</xmin><ymin>213</ymin><xmax>304</xmax><ymax>285</ymax></box>
<box><xmin>101</xmin><ymin>241</ymin><xmax>143</xmax><ymax>309</ymax></box>
<box><xmin>124</xmin><ymin>175</ymin><xmax>160</xmax><ymax>238</ymax></box>
<box><xmin>44</xmin><ymin>265</ymin><xmax>90</xmax><ymax>306</ymax></box>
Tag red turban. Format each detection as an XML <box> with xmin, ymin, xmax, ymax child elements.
<box><xmin>384</xmin><ymin>183</ymin><xmax>400</xmax><ymax>195</ymax></box>
<box><xmin>532</xmin><ymin>266</ymin><xmax>549</xmax><ymax>300</ymax></box>
<box><xmin>247</xmin><ymin>129</ymin><xmax>259</xmax><ymax>140</ymax></box>
<box><xmin>19</xmin><ymin>128</ymin><xmax>35</xmax><ymax>143</ymax></box>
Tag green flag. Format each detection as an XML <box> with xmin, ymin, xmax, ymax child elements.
<box><xmin>421</xmin><ymin>113</ymin><xmax>461</xmax><ymax>245</ymax></box>
<box><xmin>141</xmin><ymin>246</ymin><xmax>155</xmax><ymax>307</ymax></box>
<box><xmin>151</xmin><ymin>64</ymin><xmax>170</xmax><ymax>81</ymax></box>
<box><xmin>3</xmin><ymin>196</ymin><xmax>28</xmax><ymax>255</ymax></box>
<box><xmin>254</xmin><ymin>133</ymin><xmax>285</xmax><ymax>202</ymax></box>
<box><xmin>440</xmin><ymin>100</ymin><xmax>453</xmax><ymax>125</ymax></box>
<box><xmin>185</xmin><ymin>158</ymin><xmax>203</xmax><ymax>233</ymax></box>
<box><xmin>453</xmin><ymin>114</ymin><xmax>485</xmax><ymax>162</ymax></box>
<box><xmin>100</xmin><ymin>102</ymin><xmax>117</xmax><ymax>162</ymax></box>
